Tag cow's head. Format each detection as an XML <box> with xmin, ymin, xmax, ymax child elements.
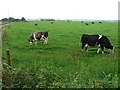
<box><xmin>28</xmin><ymin>33</ymin><xmax>34</xmax><ymax>45</ymax></box>
<box><xmin>28</xmin><ymin>39</ymin><xmax>33</xmax><ymax>45</ymax></box>
<box><xmin>109</xmin><ymin>46</ymin><xmax>114</xmax><ymax>53</ymax></box>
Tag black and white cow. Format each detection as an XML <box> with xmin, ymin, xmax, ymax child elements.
<box><xmin>28</xmin><ymin>31</ymin><xmax>48</xmax><ymax>45</ymax></box>
<box><xmin>81</xmin><ymin>34</ymin><xmax>114</xmax><ymax>54</ymax></box>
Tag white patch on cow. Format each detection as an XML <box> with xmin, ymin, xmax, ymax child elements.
<box><xmin>98</xmin><ymin>44</ymin><xmax>100</xmax><ymax>47</ymax></box>
<box><xmin>85</xmin><ymin>44</ymin><xmax>88</xmax><ymax>47</ymax></box>
<box><xmin>33</xmin><ymin>33</ymin><xmax>37</xmax><ymax>41</ymax></box>
<box><xmin>42</xmin><ymin>35</ymin><xmax>44</xmax><ymax>38</ymax></box>
<box><xmin>98</xmin><ymin>35</ymin><xmax>102</xmax><ymax>39</ymax></box>
<box><xmin>41</xmin><ymin>35</ymin><xmax>45</xmax><ymax>40</ymax></box>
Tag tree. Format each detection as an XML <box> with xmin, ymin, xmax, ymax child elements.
<box><xmin>14</xmin><ymin>19</ymin><xmax>21</xmax><ymax>22</ymax></box>
<box><xmin>21</xmin><ymin>17</ymin><xmax>26</xmax><ymax>22</ymax></box>
<box><xmin>1</xmin><ymin>18</ymin><xmax>8</xmax><ymax>22</ymax></box>
<box><xmin>9</xmin><ymin>17</ymin><xmax>15</xmax><ymax>22</ymax></box>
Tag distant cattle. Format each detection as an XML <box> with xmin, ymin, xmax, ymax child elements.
<box><xmin>91</xmin><ymin>22</ymin><xmax>94</xmax><ymax>24</ymax></box>
<box><xmin>85</xmin><ymin>23</ymin><xmax>89</xmax><ymax>25</ymax></box>
<box><xmin>35</xmin><ymin>23</ymin><xmax>38</xmax><ymax>26</ymax></box>
<box><xmin>67</xmin><ymin>20</ymin><xmax>71</xmax><ymax>23</ymax></box>
<box><xmin>51</xmin><ymin>22</ymin><xmax>54</xmax><ymax>24</ymax></box>
<box><xmin>81</xmin><ymin>21</ymin><xmax>83</xmax><ymax>23</ymax></box>
<box><xmin>81</xmin><ymin>34</ymin><xmax>114</xmax><ymax>54</ymax></box>
<box><xmin>28</xmin><ymin>31</ymin><xmax>48</xmax><ymax>45</ymax></box>
<box><xmin>99</xmin><ymin>22</ymin><xmax>102</xmax><ymax>24</ymax></box>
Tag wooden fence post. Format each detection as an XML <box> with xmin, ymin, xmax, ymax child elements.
<box><xmin>6</xmin><ymin>49</ymin><xmax>11</xmax><ymax>66</ymax></box>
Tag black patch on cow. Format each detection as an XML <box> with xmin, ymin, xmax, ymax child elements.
<box><xmin>81</xmin><ymin>34</ymin><xmax>99</xmax><ymax>46</ymax></box>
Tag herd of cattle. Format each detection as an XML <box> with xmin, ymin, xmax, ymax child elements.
<box><xmin>28</xmin><ymin>22</ymin><xmax>114</xmax><ymax>54</ymax></box>
<box><xmin>81</xmin><ymin>21</ymin><xmax>102</xmax><ymax>26</ymax></box>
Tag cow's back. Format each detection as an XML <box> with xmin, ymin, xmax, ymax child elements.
<box><xmin>35</xmin><ymin>32</ymin><xmax>42</xmax><ymax>40</ymax></box>
<box><xmin>81</xmin><ymin>34</ymin><xmax>99</xmax><ymax>46</ymax></box>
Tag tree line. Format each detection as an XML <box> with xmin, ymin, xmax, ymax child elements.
<box><xmin>0</xmin><ymin>17</ymin><xmax>26</xmax><ymax>23</ymax></box>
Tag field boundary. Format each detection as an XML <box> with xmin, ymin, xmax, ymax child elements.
<box><xmin>1</xmin><ymin>23</ymin><xmax>9</xmax><ymax>39</ymax></box>
<box><xmin>0</xmin><ymin>22</ymin><xmax>2</xmax><ymax>89</ymax></box>
<box><xmin>0</xmin><ymin>22</ymin><xmax>9</xmax><ymax>89</ymax></box>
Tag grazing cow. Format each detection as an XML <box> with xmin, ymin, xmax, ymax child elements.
<box><xmin>51</xmin><ymin>22</ymin><xmax>53</xmax><ymax>24</ymax></box>
<box><xmin>99</xmin><ymin>22</ymin><xmax>102</xmax><ymax>24</ymax></box>
<box><xmin>85</xmin><ymin>23</ymin><xmax>89</xmax><ymax>25</ymax></box>
<box><xmin>81</xmin><ymin>34</ymin><xmax>114</xmax><ymax>54</ymax></box>
<box><xmin>35</xmin><ymin>23</ymin><xmax>38</xmax><ymax>26</ymax></box>
<box><xmin>67</xmin><ymin>20</ymin><xmax>70</xmax><ymax>23</ymax></box>
<box><xmin>91</xmin><ymin>22</ymin><xmax>94</xmax><ymax>24</ymax></box>
<box><xmin>81</xmin><ymin>21</ymin><xmax>84</xmax><ymax>23</ymax></box>
<box><xmin>28</xmin><ymin>31</ymin><xmax>48</xmax><ymax>45</ymax></box>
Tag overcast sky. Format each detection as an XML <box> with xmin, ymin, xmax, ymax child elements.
<box><xmin>0</xmin><ymin>0</ymin><xmax>119</xmax><ymax>20</ymax></box>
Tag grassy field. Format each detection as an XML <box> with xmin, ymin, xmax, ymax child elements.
<box><xmin>2</xmin><ymin>21</ymin><xmax>118</xmax><ymax>88</ymax></box>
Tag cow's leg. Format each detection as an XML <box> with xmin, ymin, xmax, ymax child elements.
<box><xmin>81</xmin><ymin>43</ymin><xmax>85</xmax><ymax>51</ymax></box>
<box><xmin>97</xmin><ymin>48</ymin><xmax>101</xmax><ymax>54</ymax></box>
<box><xmin>34</xmin><ymin>40</ymin><xmax>37</xmax><ymax>45</ymax></box>
<box><xmin>97</xmin><ymin>45</ymin><xmax>101</xmax><ymax>53</ymax></box>
<box><xmin>85</xmin><ymin>44</ymin><xmax>88</xmax><ymax>52</ymax></box>
<box><xmin>44</xmin><ymin>38</ymin><xmax>46</xmax><ymax>44</ymax></box>
<box><xmin>46</xmin><ymin>37</ymin><xmax>48</xmax><ymax>44</ymax></box>
<box><xmin>109</xmin><ymin>47</ymin><xmax>114</xmax><ymax>54</ymax></box>
<box><xmin>100</xmin><ymin>46</ymin><xmax>104</xmax><ymax>54</ymax></box>
<box><xmin>30</xmin><ymin>42</ymin><xmax>33</xmax><ymax>45</ymax></box>
<box><xmin>44</xmin><ymin>40</ymin><xmax>46</xmax><ymax>44</ymax></box>
<box><xmin>44</xmin><ymin>37</ymin><xmax>48</xmax><ymax>44</ymax></box>
<box><xmin>33</xmin><ymin>33</ymin><xmax>37</xmax><ymax>41</ymax></box>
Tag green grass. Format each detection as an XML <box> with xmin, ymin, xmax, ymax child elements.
<box><xmin>2</xmin><ymin>21</ymin><xmax>118</xmax><ymax>88</ymax></box>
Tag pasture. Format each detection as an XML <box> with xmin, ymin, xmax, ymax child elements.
<box><xmin>2</xmin><ymin>21</ymin><xmax>118</xmax><ymax>88</ymax></box>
